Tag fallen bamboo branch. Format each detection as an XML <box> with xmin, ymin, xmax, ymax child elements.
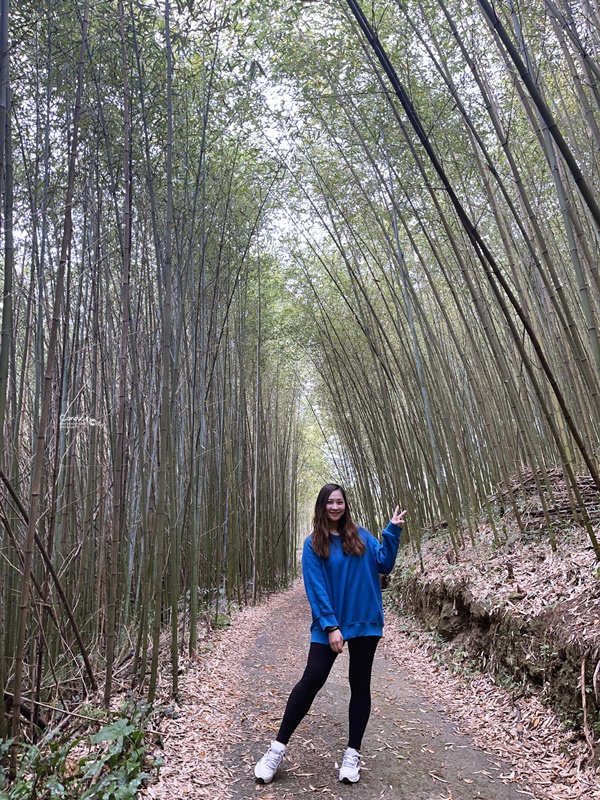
<box><xmin>4</xmin><ymin>691</ymin><xmax>163</xmax><ymax>737</ymax></box>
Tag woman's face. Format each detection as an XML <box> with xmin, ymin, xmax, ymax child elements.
<box><xmin>325</xmin><ymin>489</ymin><xmax>345</xmax><ymax>526</ymax></box>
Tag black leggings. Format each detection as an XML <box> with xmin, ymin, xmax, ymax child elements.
<box><xmin>276</xmin><ymin>636</ymin><xmax>379</xmax><ymax>750</ymax></box>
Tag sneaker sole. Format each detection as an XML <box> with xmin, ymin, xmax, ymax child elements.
<box><xmin>255</xmin><ymin>775</ymin><xmax>273</xmax><ymax>784</ymax></box>
<box><xmin>340</xmin><ymin>776</ymin><xmax>360</xmax><ymax>784</ymax></box>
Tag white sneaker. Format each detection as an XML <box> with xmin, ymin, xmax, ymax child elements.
<box><xmin>254</xmin><ymin>741</ymin><xmax>286</xmax><ymax>783</ymax></box>
<box><xmin>339</xmin><ymin>747</ymin><xmax>361</xmax><ymax>783</ymax></box>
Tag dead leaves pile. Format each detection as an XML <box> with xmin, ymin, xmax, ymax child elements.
<box><xmin>383</xmin><ymin>604</ymin><xmax>600</xmax><ymax>799</ymax></box>
<box><xmin>403</xmin><ymin>524</ymin><xmax>600</xmax><ymax>651</ymax></box>
<box><xmin>389</xmin><ymin>493</ymin><xmax>600</xmax><ymax>799</ymax></box>
<box><xmin>493</xmin><ymin>468</ymin><xmax>600</xmax><ymax>532</ymax></box>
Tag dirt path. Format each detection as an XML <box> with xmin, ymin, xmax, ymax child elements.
<box><xmin>146</xmin><ymin>579</ymin><xmax>600</xmax><ymax>800</ymax></box>
<box><xmin>225</xmin><ymin>582</ymin><xmax>523</xmax><ymax>800</ymax></box>
<box><xmin>147</xmin><ymin>581</ymin><xmax>536</xmax><ymax>800</ymax></box>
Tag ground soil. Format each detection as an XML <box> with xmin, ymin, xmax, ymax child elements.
<box><xmin>144</xmin><ymin>472</ymin><xmax>600</xmax><ymax>800</ymax></box>
<box><xmin>144</xmin><ymin>581</ymin><xmax>567</xmax><ymax>800</ymax></box>
<box><xmin>226</xmin><ymin>583</ymin><xmax>524</xmax><ymax>800</ymax></box>
<box><xmin>388</xmin><ymin>522</ymin><xmax>600</xmax><ymax>735</ymax></box>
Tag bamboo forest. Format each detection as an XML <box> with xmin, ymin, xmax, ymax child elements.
<box><xmin>1</xmin><ymin>0</ymin><xmax>600</xmax><ymax>797</ymax></box>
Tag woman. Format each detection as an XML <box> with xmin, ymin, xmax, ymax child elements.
<box><xmin>255</xmin><ymin>483</ymin><xmax>406</xmax><ymax>785</ymax></box>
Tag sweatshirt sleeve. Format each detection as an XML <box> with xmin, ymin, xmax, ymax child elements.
<box><xmin>302</xmin><ymin>538</ymin><xmax>338</xmax><ymax>631</ymax></box>
<box><xmin>370</xmin><ymin>521</ymin><xmax>402</xmax><ymax>574</ymax></box>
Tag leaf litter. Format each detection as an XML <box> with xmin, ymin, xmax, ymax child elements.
<box><xmin>142</xmin><ymin>516</ymin><xmax>599</xmax><ymax>800</ymax></box>
<box><xmin>141</xmin><ymin>589</ymin><xmax>302</xmax><ymax>800</ymax></box>
<box><xmin>144</xmin><ymin>606</ymin><xmax>594</xmax><ymax>798</ymax></box>
<box><xmin>382</xmin><ymin>472</ymin><xmax>600</xmax><ymax>800</ymax></box>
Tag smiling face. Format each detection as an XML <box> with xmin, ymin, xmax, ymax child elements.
<box><xmin>325</xmin><ymin>489</ymin><xmax>346</xmax><ymax>529</ymax></box>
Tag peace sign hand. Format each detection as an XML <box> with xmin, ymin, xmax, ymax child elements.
<box><xmin>391</xmin><ymin>506</ymin><xmax>407</xmax><ymax>527</ymax></box>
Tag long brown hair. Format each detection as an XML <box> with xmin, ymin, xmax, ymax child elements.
<box><xmin>310</xmin><ymin>484</ymin><xmax>365</xmax><ymax>559</ymax></box>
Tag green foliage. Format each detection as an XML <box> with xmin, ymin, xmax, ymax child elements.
<box><xmin>0</xmin><ymin>704</ymin><xmax>160</xmax><ymax>800</ymax></box>
<box><xmin>213</xmin><ymin>612</ymin><xmax>231</xmax><ymax>629</ymax></box>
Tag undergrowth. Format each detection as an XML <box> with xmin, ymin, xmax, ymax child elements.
<box><xmin>0</xmin><ymin>700</ymin><xmax>162</xmax><ymax>800</ymax></box>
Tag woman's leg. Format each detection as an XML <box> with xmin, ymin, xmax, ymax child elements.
<box><xmin>276</xmin><ymin>642</ymin><xmax>337</xmax><ymax>744</ymax></box>
<box><xmin>346</xmin><ymin>636</ymin><xmax>380</xmax><ymax>750</ymax></box>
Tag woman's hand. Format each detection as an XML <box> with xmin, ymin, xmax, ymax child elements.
<box><xmin>328</xmin><ymin>629</ymin><xmax>344</xmax><ymax>653</ymax></box>
<box><xmin>391</xmin><ymin>506</ymin><xmax>407</xmax><ymax>527</ymax></box>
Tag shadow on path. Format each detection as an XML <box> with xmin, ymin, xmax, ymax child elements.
<box><xmin>225</xmin><ymin>582</ymin><xmax>525</xmax><ymax>800</ymax></box>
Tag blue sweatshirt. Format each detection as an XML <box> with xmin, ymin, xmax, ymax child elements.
<box><xmin>302</xmin><ymin>522</ymin><xmax>402</xmax><ymax>644</ymax></box>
